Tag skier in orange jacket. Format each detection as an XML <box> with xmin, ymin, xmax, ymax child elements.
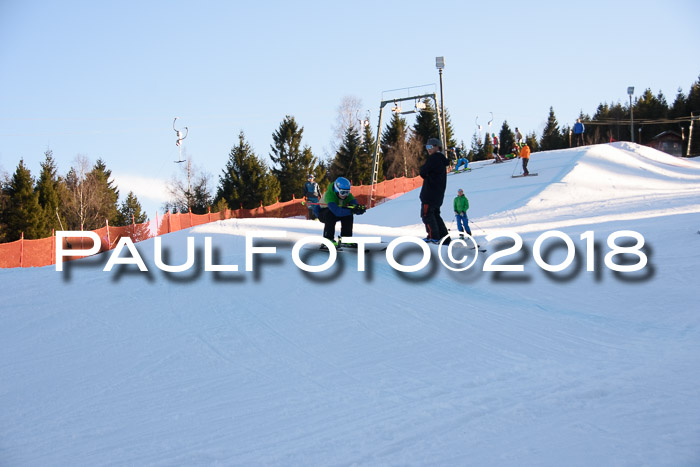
<box><xmin>519</xmin><ymin>143</ymin><xmax>531</xmax><ymax>176</ymax></box>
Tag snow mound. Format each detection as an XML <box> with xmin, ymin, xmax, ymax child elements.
<box><xmin>1</xmin><ymin>144</ymin><xmax>700</xmax><ymax>466</ymax></box>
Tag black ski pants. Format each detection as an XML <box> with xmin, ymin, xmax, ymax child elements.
<box><xmin>421</xmin><ymin>203</ymin><xmax>448</xmax><ymax>241</ymax></box>
<box><xmin>318</xmin><ymin>208</ymin><xmax>353</xmax><ymax>241</ymax></box>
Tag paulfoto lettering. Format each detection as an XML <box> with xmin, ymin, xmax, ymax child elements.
<box><xmin>54</xmin><ymin>230</ymin><xmax>649</xmax><ymax>274</ymax></box>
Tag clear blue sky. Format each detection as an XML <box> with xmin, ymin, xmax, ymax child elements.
<box><xmin>1</xmin><ymin>0</ymin><xmax>699</xmax><ymax>215</ymax></box>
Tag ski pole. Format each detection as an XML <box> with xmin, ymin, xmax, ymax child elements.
<box><xmin>511</xmin><ymin>157</ymin><xmax>521</xmax><ymax>176</ymax></box>
<box><xmin>469</xmin><ymin>219</ymin><xmax>487</xmax><ymax>235</ymax></box>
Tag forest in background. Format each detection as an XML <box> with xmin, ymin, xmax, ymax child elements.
<box><xmin>1</xmin><ymin>75</ymin><xmax>698</xmax><ymax>243</ymax></box>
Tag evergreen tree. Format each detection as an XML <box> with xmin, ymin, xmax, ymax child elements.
<box><xmin>591</xmin><ymin>101</ymin><xmax>627</xmax><ymax>143</ymax></box>
<box><xmin>381</xmin><ymin>113</ymin><xmax>422</xmax><ymax>178</ymax></box>
<box><xmin>413</xmin><ymin>99</ymin><xmax>441</xmax><ymax>146</ymax></box>
<box><xmin>90</xmin><ymin>158</ymin><xmax>120</xmax><ymax>226</ymax></box>
<box><xmin>330</xmin><ymin>126</ymin><xmax>362</xmax><ymax>182</ymax></box>
<box><xmin>381</xmin><ymin>112</ymin><xmax>408</xmax><ymax>177</ymax></box>
<box><xmin>443</xmin><ymin>109</ymin><xmax>457</xmax><ymax>149</ymax></box>
<box><xmin>484</xmin><ymin>133</ymin><xmax>494</xmax><ymax>159</ymax></box>
<box><xmin>539</xmin><ymin>107</ymin><xmax>566</xmax><ymax>151</ymax></box>
<box><xmin>635</xmin><ymin>89</ymin><xmax>668</xmax><ymax>143</ymax></box>
<box><xmin>469</xmin><ymin>131</ymin><xmax>486</xmax><ymax>161</ymax></box>
<box><xmin>116</xmin><ymin>191</ymin><xmax>148</xmax><ymax>225</ymax></box>
<box><xmin>115</xmin><ymin>191</ymin><xmax>151</xmax><ymax>241</ymax></box>
<box><xmin>413</xmin><ymin>100</ymin><xmax>456</xmax><ymax>152</ymax></box>
<box><xmin>499</xmin><ymin>121</ymin><xmax>516</xmax><ymax>156</ymax></box>
<box><xmin>189</xmin><ymin>176</ymin><xmax>213</xmax><ymax>214</ymax></box>
<box><xmin>4</xmin><ymin>160</ymin><xmax>44</xmax><ymax>240</ymax></box>
<box><xmin>211</xmin><ymin>198</ymin><xmax>228</xmax><ymax>218</ymax></box>
<box><xmin>669</xmin><ymin>88</ymin><xmax>688</xmax><ymax>120</ymax></box>
<box><xmin>35</xmin><ymin>149</ymin><xmax>61</xmax><ymax>235</ymax></box>
<box><xmin>216</xmin><ymin>131</ymin><xmax>280</xmax><ymax>209</ymax></box>
<box><xmin>310</xmin><ymin>159</ymin><xmax>329</xmax><ymax>192</ymax></box>
<box><xmin>270</xmin><ymin>116</ymin><xmax>317</xmax><ymax>201</ymax></box>
<box><xmin>526</xmin><ymin>132</ymin><xmax>540</xmax><ymax>152</ymax></box>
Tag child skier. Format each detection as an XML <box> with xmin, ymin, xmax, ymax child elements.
<box><xmin>454</xmin><ymin>150</ymin><xmax>469</xmax><ymax>173</ymax></box>
<box><xmin>453</xmin><ymin>188</ymin><xmax>472</xmax><ymax>238</ymax></box>
<box><xmin>315</xmin><ymin>176</ymin><xmax>366</xmax><ymax>247</ymax></box>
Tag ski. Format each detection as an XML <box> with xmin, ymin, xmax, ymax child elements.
<box><xmin>450</xmin><ymin>168</ymin><xmax>471</xmax><ymax>175</ymax></box>
<box><xmin>512</xmin><ymin>173</ymin><xmax>539</xmax><ymax>178</ymax></box>
<box><xmin>424</xmin><ymin>239</ymin><xmax>487</xmax><ymax>253</ymax></box>
<box><xmin>304</xmin><ymin>242</ymin><xmax>389</xmax><ymax>253</ymax></box>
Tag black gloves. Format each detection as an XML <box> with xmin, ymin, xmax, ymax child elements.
<box><xmin>348</xmin><ymin>204</ymin><xmax>367</xmax><ymax>215</ymax></box>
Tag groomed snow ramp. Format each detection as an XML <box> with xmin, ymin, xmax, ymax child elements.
<box><xmin>1</xmin><ymin>143</ymin><xmax>700</xmax><ymax>466</ymax></box>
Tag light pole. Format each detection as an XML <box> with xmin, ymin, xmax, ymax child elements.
<box><xmin>627</xmin><ymin>86</ymin><xmax>635</xmax><ymax>142</ymax></box>
<box><xmin>436</xmin><ymin>56</ymin><xmax>446</xmax><ymax>150</ymax></box>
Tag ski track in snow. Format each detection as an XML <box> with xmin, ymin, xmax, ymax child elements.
<box><xmin>1</xmin><ymin>143</ymin><xmax>700</xmax><ymax>466</ymax></box>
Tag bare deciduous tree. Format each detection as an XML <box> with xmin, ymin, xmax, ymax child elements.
<box><xmin>62</xmin><ymin>156</ymin><xmax>96</xmax><ymax>231</ymax></box>
<box><xmin>165</xmin><ymin>156</ymin><xmax>212</xmax><ymax>214</ymax></box>
<box><xmin>330</xmin><ymin>95</ymin><xmax>363</xmax><ymax>156</ymax></box>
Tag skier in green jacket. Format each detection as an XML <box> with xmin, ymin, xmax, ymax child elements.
<box><xmin>314</xmin><ymin>177</ymin><xmax>366</xmax><ymax>246</ymax></box>
<box><xmin>453</xmin><ymin>188</ymin><xmax>472</xmax><ymax>238</ymax></box>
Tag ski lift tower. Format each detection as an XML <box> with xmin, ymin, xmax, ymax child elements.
<box><xmin>368</xmin><ymin>85</ymin><xmax>444</xmax><ymax>208</ymax></box>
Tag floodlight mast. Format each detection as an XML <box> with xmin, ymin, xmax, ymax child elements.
<box><xmin>627</xmin><ymin>87</ymin><xmax>635</xmax><ymax>142</ymax></box>
<box><xmin>436</xmin><ymin>56</ymin><xmax>446</xmax><ymax>151</ymax></box>
<box><xmin>368</xmin><ymin>92</ymin><xmax>444</xmax><ymax>208</ymax></box>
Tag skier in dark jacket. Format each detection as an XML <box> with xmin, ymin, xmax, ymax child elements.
<box><xmin>419</xmin><ymin>138</ymin><xmax>450</xmax><ymax>243</ymax></box>
<box><xmin>303</xmin><ymin>174</ymin><xmax>321</xmax><ymax>220</ymax></box>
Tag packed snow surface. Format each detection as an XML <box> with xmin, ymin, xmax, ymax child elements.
<box><xmin>2</xmin><ymin>143</ymin><xmax>700</xmax><ymax>466</ymax></box>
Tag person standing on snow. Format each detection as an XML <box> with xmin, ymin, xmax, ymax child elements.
<box><xmin>419</xmin><ymin>138</ymin><xmax>450</xmax><ymax>244</ymax></box>
<box><xmin>573</xmin><ymin>119</ymin><xmax>585</xmax><ymax>147</ymax></box>
<box><xmin>515</xmin><ymin>127</ymin><xmax>524</xmax><ymax>145</ymax></box>
<box><xmin>492</xmin><ymin>133</ymin><xmax>503</xmax><ymax>160</ymax></box>
<box><xmin>519</xmin><ymin>142</ymin><xmax>531</xmax><ymax>176</ymax></box>
<box><xmin>453</xmin><ymin>188</ymin><xmax>472</xmax><ymax>238</ymax></box>
<box><xmin>315</xmin><ymin>176</ymin><xmax>365</xmax><ymax>247</ymax></box>
<box><xmin>303</xmin><ymin>174</ymin><xmax>321</xmax><ymax>220</ymax></box>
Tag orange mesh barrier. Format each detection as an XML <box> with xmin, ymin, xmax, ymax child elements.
<box><xmin>0</xmin><ymin>174</ymin><xmax>423</xmax><ymax>268</ymax></box>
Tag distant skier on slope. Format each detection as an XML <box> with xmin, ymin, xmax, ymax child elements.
<box><xmin>519</xmin><ymin>142</ymin><xmax>531</xmax><ymax>176</ymax></box>
<box><xmin>453</xmin><ymin>188</ymin><xmax>472</xmax><ymax>238</ymax></box>
<box><xmin>303</xmin><ymin>174</ymin><xmax>321</xmax><ymax>220</ymax></box>
<box><xmin>573</xmin><ymin>119</ymin><xmax>585</xmax><ymax>147</ymax></box>
<box><xmin>453</xmin><ymin>146</ymin><xmax>469</xmax><ymax>172</ymax></box>
<box><xmin>315</xmin><ymin>177</ymin><xmax>365</xmax><ymax>247</ymax></box>
<box><xmin>492</xmin><ymin>134</ymin><xmax>504</xmax><ymax>162</ymax></box>
<box><xmin>515</xmin><ymin>127</ymin><xmax>524</xmax><ymax>145</ymax></box>
<box><xmin>419</xmin><ymin>138</ymin><xmax>450</xmax><ymax>244</ymax></box>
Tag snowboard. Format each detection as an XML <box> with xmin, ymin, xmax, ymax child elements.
<box><xmin>511</xmin><ymin>173</ymin><xmax>538</xmax><ymax>178</ymax></box>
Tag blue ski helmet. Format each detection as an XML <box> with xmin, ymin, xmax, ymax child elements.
<box><xmin>333</xmin><ymin>177</ymin><xmax>351</xmax><ymax>198</ymax></box>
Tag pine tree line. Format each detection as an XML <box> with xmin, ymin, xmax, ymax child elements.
<box><xmin>3</xmin><ymin>75</ymin><xmax>698</xmax><ymax>243</ymax></box>
<box><xmin>469</xmin><ymin>75</ymin><xmax>700</xmax><ymax>158</ymax></box>
<box><xmin>0</xmin><ymin>151</ymin><xmax>148</xmax><ymax>243</ymax></box>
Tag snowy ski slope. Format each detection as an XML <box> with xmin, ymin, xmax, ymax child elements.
<box><xmin>1</xmin><ymin>143</ymin><xmax>700</xmax><ymax>466</ymax></box>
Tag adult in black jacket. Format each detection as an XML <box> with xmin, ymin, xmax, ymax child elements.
<box><xmin>419</xmin><ymin>138</ymin><xmax>450</xmax><ymax>243</ymax></box>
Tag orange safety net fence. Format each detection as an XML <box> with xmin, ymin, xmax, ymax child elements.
<box><xmin>0</xmin><ymin>175</ymin><xmax>423</xmax><ymax>268</ymax></box>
